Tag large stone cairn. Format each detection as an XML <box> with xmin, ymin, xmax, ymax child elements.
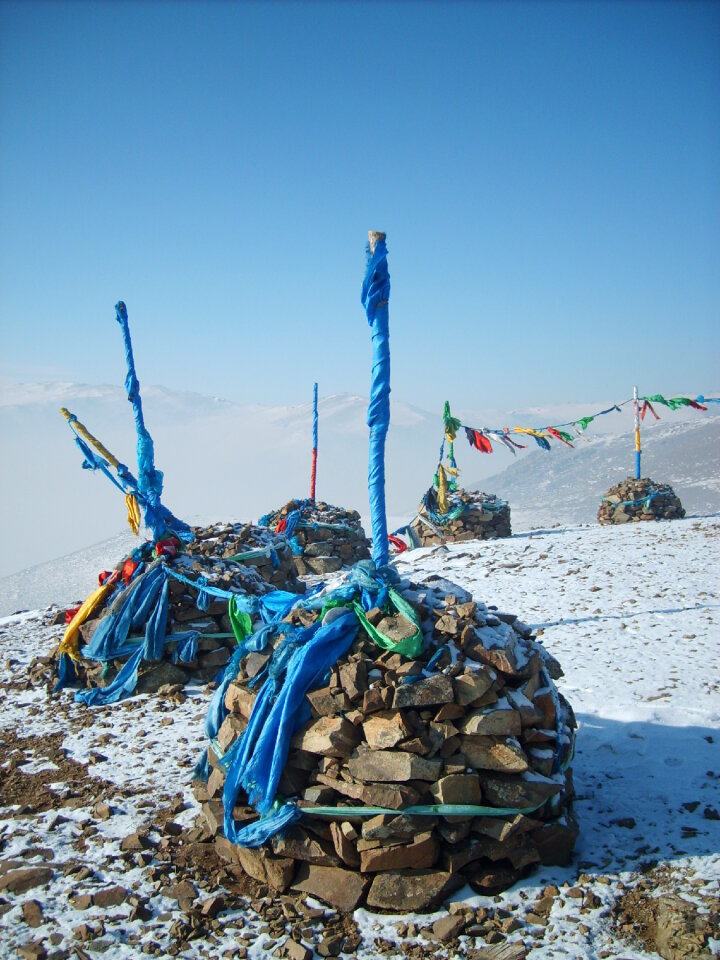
<box><xmin>64</xmin><ymin>523</ymin><xmax>303</xmax><ymax>694</ymax></box>
<box><xmin>597</xmin><ymin>477</ymin><xmax>685</xmax><ymax>525</ymax></box>
<box><xmin>197</xmin><ymin>575</ymin><xmax>577</xmax><ymax>914</ymax></box>
<box><xmin>260</xmin><ymin>500</ymin><xmax>370</xmax><ymax>576</ymax></box>
<box><xmin>409</xmin><ymin>489</ymin><xmax>512</xmax><ymax>547</ymax></box>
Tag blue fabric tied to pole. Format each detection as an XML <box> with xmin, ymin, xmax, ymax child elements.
<box><xmin>361</xmin><ymin>236</ymin><xmax>391</xmax><ymax>569</ymax></box>
<box><xmin>222</xmin><ymin>608</ymin><xmax>359</xmax><ymax>846</ymax></box>
<box><xmin>114</xmin><ymin>301</ymin><xmax>193</xmax><ymax>544</ymax></box>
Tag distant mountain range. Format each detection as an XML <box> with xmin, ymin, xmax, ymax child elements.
<box><xmin>1</xmin><ymin>377</ymin><xmax>717</xmax><ymax>582</ymax></box>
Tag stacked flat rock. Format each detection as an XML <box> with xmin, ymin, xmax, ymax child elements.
<box><xmin>187</xmin><ymin>521</ymin><xmax>303</xmax><ymax>593</ymax></box>
<box><xmin>597</xmin><ymin>477</ymin><xmax>685</xmax><ymax>525</ymax></box>
<box><xmin>67</xmin><ymin>524</ymin><xmax>302</xmax><ymax>694</ymax></box>
<box><xmin>409</xmin><ymin>489</ymin><xmax>512</xmax><ymax>547</ymax></box>
<box><xmin>261</xmin><ymin>500</ymin><xmax>371</xmax><ymax>576</ymax></box>
<box><xmin>198</xmin><ymin>576</ymin><xmax>577</xmax><ymax>914</ymax></box>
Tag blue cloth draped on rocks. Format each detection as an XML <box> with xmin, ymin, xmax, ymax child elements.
<box><xmin>221</xmin><ymin>607</ymin><xmax>360</xmax><ymax>847</ymax></box>
<box><xmin>115</xmin><ymin>301</ymin><xmax>192</xmax><ymax>543</ymax></box>
<box><xmin>361</xmin><ymin>238</ymin><xmax>391</xmax><ymax>568</ymax></box>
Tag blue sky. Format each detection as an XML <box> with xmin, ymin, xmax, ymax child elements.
<box><xmin>1</xmin><ymin>1</ymin><xmax>718</xmax><ymax>415</ymax></box>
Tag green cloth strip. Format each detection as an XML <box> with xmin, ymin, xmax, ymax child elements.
<box><xmin>300</xmin><ymin>801</ymin><xmax>544</xmax><ymax>818</ymax></box>
<box><xmin>227</xmin><ymin>547</ymin><xmax>276</xmax><ymax>562</ymax></box>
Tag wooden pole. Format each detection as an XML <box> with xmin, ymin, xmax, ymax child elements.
<box><xmin>633</xmin><ymin>385</ymin><xmax>641</xmax><ymax>479</ymax></box>
<box><xmin>368</xmin><ymin>230</ymin><xmax>386</xmax><ymax>255</ymax></box>
<box><xmin>310</xmin><ymin>382</ymin><xmax>318</xmax><ymax>500</ymax></box>
<box><xmin>363</xmin><ymin>230</ymin><xmax>391</xmax><ymax>568</ymax></box>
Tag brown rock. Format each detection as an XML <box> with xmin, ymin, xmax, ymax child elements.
<box><xmin>200</xmin><ymin>895</ymin><xmax>226</xmax><ymax>918</ymax></box>
<box><xmin>531</xmin><ymin>815</ymin><xmax>579</xmax><ymax>866</ymax></box>
<box><xmin>347</xmin><ymin>748</ymin><xmax>442</xmax><ymax>783</ymax></box>
<box><xmin>362</xmin><ymin>710</ymin><xmax>412</xmax><ymax>750</ymax></box>
<box><xmin>136</xmin><ymin>660</ymin><xmax>188</xmax><ymax>692</ymax></box>
<box><xmin>428</xmin><ymin>773</ymin><xmax>483</xmax><ymax>805</ymax></box>
<box><xmin>22</xmin><ymin>900</ymin><xmax>44</xmax><ymax>927</ymax></box>
<box><xmin>329</xmin><ymin>821</ymin><xmax>360</xmax><ymax>867</ymax></box>
<box><xmin>461</xmin><ymin>736</ymin><xmax>529</xmax><ymax>773</ymax></box>
<box><xmin>459</xmin><ymin>705</ymin><xmax>522</xmax><ymax>737</ymax></box>
<box><xmin>272</xmin><ymin>828</ymin><xmax>339</xmax><ymax>866</ymax></box>
<box><xmin>120</xmin><ymin>831</ymin><xmax>153</xmax><ymax>852</ymax></box>
<box><xmin>69</xmin><ymin>894</ymin><xmax>93</xmax><ymax>910</ymax></box>
<box><xmin>363</xmin><ymin>685</ymin><xmax>393</xmax><ymax>714</ymax></box>
<box><xmin>482</xmin><ymin>772</ymin><xmax>563</xmax><ymax>808</ymax></box>
<box><xmin>17</xmin><ymin>942</ymin><xmax>47</xmax><ymax>960</ymax></box>
<box><xmin>392</xmin><ymin>674</ymin><xmax>454</xmax><ymax>709</ymax></box>
<box><xmin>225</xmin><ymin>682</ymin><xmax>257</xmax><ymax>719</ymax></box>
<box><xmin>293</xmin><ymin>716</ymin><xmax>360</xmax><ymax>758</ymax></box>
<box><xmin>359</xmin><ymin>831</ymin><xmax>438</xmax><ymax>873</ymax></box>
<box><xmin>0</xmin><ymin>867</ymin><xmax>53</xmax><ymax>894</ymax></box>
<box><xmin>338</xmin><ymin>661</ymin><xmax>368</xmax><ymax>701</ymax></box>
<box><xmin>292</xmin><ymin>863</ymin><xmax>371</xmax><ymax>912</ymax></box>
<box><xmin>285</xmin><ymin>940</ymin><xmax>313</xmax><ymax>960</ymax></box>
<box><xmin>92</xmin><ymin>885</ymin><xmax>128</xmax><ymax>908</ymax></box>
<box><xmin>307</xmin><ymin>686</ymin><xmax>340</xmax><ymax>717</ymax></box>
<box><xmin>315</xmin><ymin>773</ymin><xmax>420</xmax><ymax>810</ymax></box>
<box><xmin>453</xmin><ymin>669</ymin><xmax>495</xmax><ymax>706</ymax></box>
<box><xmin>361</xmin><ymin>813</ymin><xmax>428</xmax><ymax>842</ymax></box>
<box><xmin>236</xmin><ymin>846</ymin><xmax>295</xmax><ymax>892</ymax></box>
<box><xmin>432</xmin><ymin>912</ymin><xmax>468</xmax><ymax>941</ymax></box>
<box><xmin>375</xmin><ymin>612</ymin><xmax>418</xmax><ymax>644</ymax></box>
<box><xmin>366</xmin><ymin>869</ymin><xmax>464</xmax><ymax>912</ymax></box>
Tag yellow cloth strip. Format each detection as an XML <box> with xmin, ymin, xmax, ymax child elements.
<box><xmin>635</xmin><ymin>427</ymin><xmax>641</xmax><ymax>452</ymax></box>
<box><xmin>126</xmin><ymin>493</ymin><xmax>141</xmax><ymax>535</ymax></box>
<box><xmin>58</xmin><ymin>582</ymin><xmax>115</xmax><ymax>660</ymax></box>
<box><xmin>60</xmin><ymin>407</ymin><xmax>121</xmax><ymax>469</ymax></box>
<box><xmin>437</xmin><ymin>465</ymin><xmax>449</xmax><ymax>514</ymax></box>
<box><xmin>513</xmin><ymin>426</ymin><xmax>550</xmax><ymax>438</ymax></box>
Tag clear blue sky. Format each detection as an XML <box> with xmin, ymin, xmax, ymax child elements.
<box><xmin>1</xmin><ymin>1</ymin><xmax>718</xmax><ymax>414</ymax></box>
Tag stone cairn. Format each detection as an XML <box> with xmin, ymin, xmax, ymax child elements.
<box><xmin>196</xmin><ymin>574</ymin><xmax>577</xmax><ymax>914</ymax></box>
<box><xmin>188</xmin><ymin>521</ymin><xmax>303</xmax><ymax>593</ymax></box>
<box><xmin>260</xmin><ymin>500</ymin><xmax>370</xmax><ymax>576</ymax></box>
<box><xmin>597</xmin><ymin>477</ymin><xmax>685</xmax><ymax>525</ymax></box>
<box><xmin>60</xmin><ymin>522</ymin><xmax>303</xmax><ymax>694</ymax></box>
<box><xmin>408</xmin><ymin>489</ymin><xmax>512</xmax><ymax>547</ymax></box>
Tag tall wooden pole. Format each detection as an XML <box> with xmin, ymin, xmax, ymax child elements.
<box><xmin>633</xmin><ymin>385</ymin><xmax>641</xmax><ymax>479</ymax></box>
<box><xmin>310</xmin><ymin>382</ymin><xmax>318</xmax><ymax>501</ymax></box>
<box><xmin>362</xmin><ymin>231</ymin><xmax>391</xmax><ymax>568</ymax></box>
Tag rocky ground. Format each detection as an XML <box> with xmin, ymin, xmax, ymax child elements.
<box><xmin>1</xmin><ymin>517</ymin><xmax>719</xmax><ymax>959</ymax></box>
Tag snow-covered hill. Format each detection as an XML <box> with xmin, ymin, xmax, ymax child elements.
<box><xmin>0</xmin><ymin>517</ymin><xmax>718</xmax><ymax>959</ymax></box>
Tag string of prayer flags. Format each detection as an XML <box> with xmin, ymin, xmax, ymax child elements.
<box><xmin>441</xmin><ymin>390</ymin><xmax>713</xmax><ymax>464</ymax></box>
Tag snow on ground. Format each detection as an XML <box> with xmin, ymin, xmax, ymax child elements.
<box><xmin>0</xmin><ymin>516</ymin><xmax>719</xmax><ymax>959</ymax></box>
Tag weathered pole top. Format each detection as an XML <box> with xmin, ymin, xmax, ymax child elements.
<box><xmin>368</xmin><ymin>231</ymin><xmax>386</xmax><ymax>254</ymax></box>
